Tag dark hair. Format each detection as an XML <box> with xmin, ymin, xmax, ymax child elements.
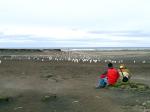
<box><xmin>108</xmin><ymin>62</ymin><xmax>113</xmax><ymax>68</ymax></box>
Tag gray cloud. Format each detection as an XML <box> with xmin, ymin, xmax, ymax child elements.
<box><xmin>0</xmin><ymin>32</ymin><xmax>110</xmax><ymax>42</ymax></box>
<box><xmin>0</xmin><ymin>30</ymin><xmax>150</xmax><ymax>48</ymax></box>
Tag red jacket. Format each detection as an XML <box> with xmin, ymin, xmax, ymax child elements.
<box><xmin>107</xmin><ymin>68</ymin><xmax>120</xmax><ymax>85</ymax></box>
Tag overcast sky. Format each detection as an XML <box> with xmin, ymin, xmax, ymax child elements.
<box><xmin>0</xmin><ymin>0</ymin><xmax>150</xmax><ymax>48</ymax></box>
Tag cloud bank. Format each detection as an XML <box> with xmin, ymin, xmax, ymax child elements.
<box><xmin>0</xmin><ymin>0</ymin><xmax>150</xmax><ymax>47</ymax></box>
<box><xmin>0</xmin><ymin>26</ymin><xmax>149</xmax><ymax>48</ymax></box>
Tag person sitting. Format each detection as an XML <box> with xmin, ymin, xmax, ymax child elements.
<box><xmin>118</xmin><ymin>64</ymin><xmax>131</xmax><ymax>82</ymax></box>
<box><xmin>96</xmin><ymin>62</ymin><xmax>120</xmax><ymax>88</ymax></box>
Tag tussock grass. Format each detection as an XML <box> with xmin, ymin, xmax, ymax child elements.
<box><xmin>109</xmin><ymin>81</ymin><xmax>149</xmax><ymax>91</ymax></box>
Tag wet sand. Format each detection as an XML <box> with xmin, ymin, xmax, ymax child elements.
<box><xmin>0</xmin><ymin>50</ymin><xmax>150</xmax><ymax>112</ymax></box>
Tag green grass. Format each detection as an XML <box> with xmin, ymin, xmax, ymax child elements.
<box><xmin>109</xmin><ymin>81</ymin><xmax>149</xmax><ymax>91</ymax></box>
<box><xmin>0</xmin><ymin>96</ymin><xmax>11</xmax><ymax>102</ymax></box>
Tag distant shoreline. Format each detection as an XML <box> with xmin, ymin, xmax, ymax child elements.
<box><xmin>0</xmin><ymin>47</ymin><xmax>150</xmax><ymax>52</ymax></box>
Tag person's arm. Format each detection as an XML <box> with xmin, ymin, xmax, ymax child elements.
<box><xmin>103</xmin><ymin>71</ymin><xmax>107</xmax><ymax>75</ymax></box>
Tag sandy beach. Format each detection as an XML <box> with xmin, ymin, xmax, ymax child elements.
<box><xmin>0</xmin><ymin>50</ymin><xmax>150</xmax><ymax>112</ymax></box>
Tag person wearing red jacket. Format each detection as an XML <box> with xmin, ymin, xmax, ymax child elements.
<box><xmin>96</xmin><ymin>62</ymin><xmax>120</xmax><ymax>88</ymax></box>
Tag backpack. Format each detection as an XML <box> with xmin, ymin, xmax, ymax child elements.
<box><xmin>122</xmin><ymin>76</ymin><xmax>128</xmax><ymax>82</ymax></box>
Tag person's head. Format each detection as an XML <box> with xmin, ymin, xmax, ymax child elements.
<box><xmin>119</xmin><ymin>64</ymin><xmax>126</xmax><ymax>69</ymax></box>
<box><xmin>108</xmin><ymin>62</ymin><xmax>113</xmax><ymax>68</ymax></box>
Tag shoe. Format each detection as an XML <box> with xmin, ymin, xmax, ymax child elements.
<box><xmin>95</xmin><ymin>86</ymin><xmax>104</xmax><ymax>89</ymax></box>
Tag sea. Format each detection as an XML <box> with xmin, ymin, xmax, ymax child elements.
<box><xmin>60</xmin><ymin>47</ymin><xmax>150</xmax><ymax>51</ymax></box>
<box><xmin>1</xmin><ymin>47</ymin><xmax>150</xmax><ymax>51</ymax></box>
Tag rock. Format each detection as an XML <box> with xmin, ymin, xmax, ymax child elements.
<box><xmin>0</xmin><ymin>96</ymin><xmax>12</xmax><ymax>102</ymax></box>
<box><xmin>41</xmin><ymin>74</ymin><xmax>53</xmax><ymax>79</ymax></box>
<box><xmin>41</xmin><ymin>93</ymin><xmax>57</xmax><ymax>102</ymax></box>
<box><xmin>72</xmin><ymin>101</ymin><xmax>79</xmax><ymax>103</ymax></box>
<box><xmin>142</xmin><ymin>102</ymin><xmax>146</xmax><ymax>106</ymax></box>
<box><xmin>95</xmin><ymin>96</ymin><xmax>101</xmax><ymax>99</ymax></box>
<box><xmin>14</xmin><ymin>107</ymin><xmax>23</xmax><ymax>110</ymax></box>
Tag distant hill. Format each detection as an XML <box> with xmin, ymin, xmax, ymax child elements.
<box><xmin>0</xmin><ymin>49</ymin><xmax>61</xmax><ymax>55</ymax></box>
<box><xmin>0</xmin><ymin>49</ymin><xmax>61</xmax><ymax>52</ymax></box>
